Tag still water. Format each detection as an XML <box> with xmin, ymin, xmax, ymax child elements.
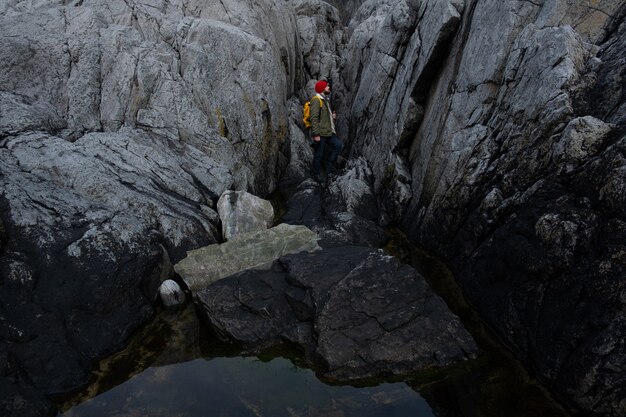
<box><xmin>60</xmin><ymin>356</ymin><xmax>432</xmax><ymax>417</ymax></box>
<box><xmin>55</xmin><ymin>231</ymin><xmax>572</xmax><ymax>417</ymax></box>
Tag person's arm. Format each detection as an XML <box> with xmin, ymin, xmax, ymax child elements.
<box><xmin>310</xmin><ymin>97</ymin><xmax>322</xmax><ymax>141</ymax></box>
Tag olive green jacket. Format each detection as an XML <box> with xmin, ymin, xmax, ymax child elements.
<box><xmin>309</xmin><ymin>94</ymin><xmax>334</xmax><ymax>137</ymax></box>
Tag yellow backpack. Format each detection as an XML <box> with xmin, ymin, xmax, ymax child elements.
<box><xmin>302</xmin><ymin>96</ymin><xmax>323</xmax><ymax>129</ymax></box>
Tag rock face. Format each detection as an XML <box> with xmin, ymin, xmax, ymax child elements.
<box><xmin>0</xmin><ymin>0</ymin><xmax>300</xmax><ymax>192</ymax></box>
<box><xmin>0</xmin><ymin>1</ymin><xmax>302</xmax><ymax>415</ymax></box>
<box><xmin>1</xmin><ymin>0</ymin><xmax>625</xmax><ymax>416</ymax></box>
<box><xmin>330</xmin><ymin>0</ymin><xmax>626</xmax><ymax>416</ymax></box>
<box><xmin>292</xmin><ymin>0</ymin><xmax>344</xmax><ymax>87</ymax></box>
<box><xmin>174</xmin><ymin>224</ymin><xmax>321</xmax><ymax>291</ymax></box>
<box><xmin>195</xmin><ymin>246</ymin><xmax>479</xmax><ymax>381</ymax></box>
<box><xmin>337</xmin><ymin>0</ymin><xmax>464</xmax><ymax>222</ymax></box>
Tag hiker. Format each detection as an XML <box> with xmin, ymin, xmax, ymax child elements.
<box><xmin>309</xmin><ymin>80</ymin><xmax>343</xmax><ymax>181</ymax></box>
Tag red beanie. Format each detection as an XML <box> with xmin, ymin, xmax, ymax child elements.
<box><xmin>315</xmin><ymin>80</ymin><xmax>328</xmax><ymax>94</ymax></box>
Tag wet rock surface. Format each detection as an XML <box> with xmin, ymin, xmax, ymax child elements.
<box><xmin>195</xmin><ymin>246</ymin><xmax>479</xmax><ymax>381</ymax></box>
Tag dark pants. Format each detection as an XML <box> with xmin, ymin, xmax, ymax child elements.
<box><xmin>312</xmin><ymin>134</ymin><xmax>343</xmax><ymax>175</ymax></box>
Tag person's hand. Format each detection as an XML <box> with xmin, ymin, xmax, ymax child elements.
<box><xmin>313</xmin><ymin>135</ymin><xmax>321</xmax><ymax>142</ymax></box>
<box><xmin>332</xmin><ymin>111</ymin><xmax>337</xmax><ymax>120</ymax></box>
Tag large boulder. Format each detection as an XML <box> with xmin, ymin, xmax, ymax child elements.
<box><xmin>174</xmin><ymin>223</ymin><xmax>321</xmax><ymax>291</ymax></box>
<box><xmin>195</xmin><ymin>245</ymin><xmax>479</xmax><ymax>380</ymax></box>
<box><xmin>0</xmin><ymin>133</ymin><xmax>189</xmax><ymax>399</ymax></box>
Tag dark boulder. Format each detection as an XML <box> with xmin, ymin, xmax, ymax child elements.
<box><xmin>195</xmin><ymin>245</ymin><xmax>479</xmax><ymax>381</ymax></box>
<box><xmin>0</xmin><ymin>346</ymin><xmax>55</xmax><ymax>417</ymax></box>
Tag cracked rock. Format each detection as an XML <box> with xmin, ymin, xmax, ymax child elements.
<box><xmin>195</xmin><ymin>245</ymin><xmax>479</xmax><ymax>381</ymax></box>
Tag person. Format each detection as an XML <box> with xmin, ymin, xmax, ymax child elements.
<box><xmin>309</xmin><ymin>80</ymin><xmax>343</xmax><ymax>182</ymax></box>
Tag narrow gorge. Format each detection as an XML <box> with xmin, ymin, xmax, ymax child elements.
<box><xmin>1</xmin><ymin>1</ymin><xmax>624</xmax><ymax>416</ymax></box>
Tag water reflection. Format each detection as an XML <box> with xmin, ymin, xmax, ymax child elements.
<box><xmin>55</xmin><ymin>304</ymin><xmax>437</xmax><ymax>417</ymax></box>
<box><xmin>60</xmin><ymin>356</ymin><xmax>433</xmax><ymax>417</ymax></box>
<box><xmin>55</xmin><ymin>232</ymin><xmax>572</xmax><ymax>417</ymax></box>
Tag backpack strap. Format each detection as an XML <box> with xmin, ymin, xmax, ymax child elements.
<box><xmin>313</xmin><ymin>95</ymin><xmax>324</xmax><ymax>116</ymax></box>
